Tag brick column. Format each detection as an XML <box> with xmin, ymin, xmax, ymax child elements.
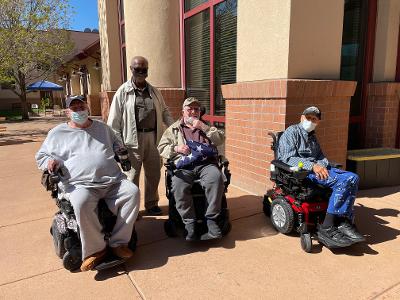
<box><xmin>365</xmin><ymin>82</ymin><xmax>400</xmax><ymax>148</ymax></box>
<box><xmin>222</xmin><ymin>79</ymin><xmax>356</xmax><ymax>195</ymax></box>
<box><xmin>99</xmin><ymin>88</ymin><xmax>185</xmax><ymax>123</ymax></box>
<box><xmin>87</xmin><ymin>94</ymin><xmax>101</xmax><ymax>116</ymax></box>
<box><xmin>158</xmin><ymin>88</ymin><xmax>186</xmax><ymax>121</ymax></box>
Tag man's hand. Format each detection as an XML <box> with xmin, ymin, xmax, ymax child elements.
<box><xmin>175</xmin><ymin>145</ymin><xmax>191</xmax><ymax>155</ymax></box>
<box><xmin>192</xmin><ymin>119</ymin><xmax>208</xmax><ymax>132</ymax></box>
<box><xmin>47</xmin><ymin>159</ymin><xmax>60</xmax><ymax>173</ymax></box>
<box><xmin>312</xmin><ymin>164</ymin><xmax>329</xmax><ymax>180</ymax></box>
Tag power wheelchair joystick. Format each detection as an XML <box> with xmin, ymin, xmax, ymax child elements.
<box><xmin>115</xmin><ymin>148</ymin><xmax>131</xmax><ymax>172</ymax></box>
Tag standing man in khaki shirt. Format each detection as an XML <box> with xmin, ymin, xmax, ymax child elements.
<box><xmin>108</xmin><ymin>56</ymin><xmax>174</xmax><ymax>215</ymax></box>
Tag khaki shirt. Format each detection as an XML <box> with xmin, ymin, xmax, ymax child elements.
<box><xmin>107</xmin><ymin>80</ymin><xmax>174</xmax><ymax>149</ymax></box>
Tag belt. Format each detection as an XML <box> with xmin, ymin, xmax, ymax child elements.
<box><xmin>137</xmin><ymin>128</ymin><xmax>155</xmax><ymax>132</ymax></box>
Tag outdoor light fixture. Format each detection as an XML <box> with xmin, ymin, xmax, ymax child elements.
<box><xmin>58</xmin><ymin>77</ymin><xmax>63</xmax><ymax>82</ymax></box>
<box><xmin>71</xmin><ymin>70</ymin><xmax>77</xmax><ymax>77</ymax></box>
<box><xmin>62</xmin><ymin>75</ymin><xmax>67</xmax><ymax>81</ymax></box>
<box><xmin>76</xmin><ymin>66</ymin><xmax>86</xmax><ymax>75</ymax></box>
<box><xmin>93</xmin><ymin>62</ymin><xmax>101</xmax><ymax>70</ymax></box>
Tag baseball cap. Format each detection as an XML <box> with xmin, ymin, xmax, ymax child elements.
<box><xmin>182</xmin><ymin>97</ymin><xmax>201</xmax><ymax>109</ymax></box>
<box><xmin>66</xmin><ymin>95</ymin><xmax>85</xmax><ymax>108</ymax></box>
<box><xmin>302</xmin><ymin>106</ymin><xmax>322</xmax><ymax>120</ymax></box>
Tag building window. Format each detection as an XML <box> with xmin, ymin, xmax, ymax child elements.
<box><xmin>340</xmin><ymin>0</ymin><xmax>376</xmax><ymax>149</ymax></box>
<box><xmin>182</xmin><ymin>0</ymin><xmax>237</xmax><ymax>125</ymax></box>
<box><xmin>118</xmin><ymin>0</ymin><xmax>127</xmax><ymax>83</ymax></box>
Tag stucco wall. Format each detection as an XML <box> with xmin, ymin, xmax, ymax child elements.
<box><xmin>237</xmin><ymin>0</ymin><xmax>344</xmax><ymax>81</ymax></box>
<box><xmin>98</xmin><ymin>0</ymin><xmax>122</xmax><ymax>91</ymax></box>
<box><xmin>123</xmin><ymin>0</ymin><xmax>181</xmax><ymax>87</ymax></box>
<box><xmin>237</xmin><ymin>0</ymin><xmax>291</xmax><ymax>81</ymax></box>
<box><xmin>288</xmin><ymin>0</ymin><xmax>344</xmax><ymax>79</ymax></box>
<box><xmin>373</xmin><ymin>0</ymin><xmax>400</xmax><ymax>82</ymax></box>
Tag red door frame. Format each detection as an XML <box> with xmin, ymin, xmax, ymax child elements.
<box><xmin>117</xmin><ymin>0</ymin><xmax>126</xmax><ymax>84</ymax></box>
<box><xmin>348</xmin><ymin>0</ymin><xmax>377</xmax><ymax>147</ymax></box>
<box><xmin>395</xmin><ymin>23</ymin><xmax>400</xmax><ymax>148</ymax></box>
<box><xmin>180</xmin><ymin>0</ymin><xmax>227</xmax><ymax>124</ymax></box>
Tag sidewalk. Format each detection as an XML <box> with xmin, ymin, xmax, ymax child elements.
<box><xmin>0</xmin><ymin>117</ymin><xmax>399</xmax><ymax>299</ymax></box>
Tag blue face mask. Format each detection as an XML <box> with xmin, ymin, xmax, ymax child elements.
<box><xmin>70</xmin><ymin>110</ymin><xmax>89</xmax><ymax>125</ymax></box>
<box><xmin>301</xmin><ymin>119</ymin><xmax>317</xmax><ymax>132</ymax></box>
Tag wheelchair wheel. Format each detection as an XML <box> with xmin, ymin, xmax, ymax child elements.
<box><xmin>300</xmin><ymin>233</ymin><xmax>312</xmax><ymax>253</ymax></box>
<box><xmin>62</xmin><ymin>250</ymin><xmax>82</xmax><ymax>271</ymax></box>
<box><xmin>164</xmin><ymin>219</ymin><xmax>178</xmax><ymax>237</ymax></box>
<box><xmin>51</xmin><ymin>219</ymin><xmax>66</xmax><ymax>258</ymax></box>
<box><xmin>270</xmin><ymin>197</ymin><xmax>294</xmax><ymax>234</ymax></box>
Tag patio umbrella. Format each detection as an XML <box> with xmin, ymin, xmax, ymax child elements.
<box><xmin>26</xmin><ymin>80</ymin><xmax>65</xmax><ymax>114</ymax></box>
<box><xmin>26</xmin><ymin>80</ymin><xmax>63</xmax><ymax>91</ymax></box>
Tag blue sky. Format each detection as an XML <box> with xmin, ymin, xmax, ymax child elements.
<box><xmin>68</xmin><ymin>0</ymin><xmax>99</xmax><ymax>32</ymax></box>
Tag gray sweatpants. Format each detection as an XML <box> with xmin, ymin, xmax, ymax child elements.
<box><xmin>126</xmin><ymin>132</ymin><xmax>161</xmax><ymax>209</ymax></box>
<box><xmin>69</xmin><ymin>179</ymin><xmax>140</xmax><ymax>259</ymax></box>
<box><xmin>171</xmin><ymin>164</ymin><xmax>224</xmax><ymax>225</ymax></box>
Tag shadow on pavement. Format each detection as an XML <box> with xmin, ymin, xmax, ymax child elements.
<box><xmin>358</xmin><ymin>186</ymin><xmax>400</xmax><ymax>198</ymax></box>
<box><xmin>0</xmin><ymin>130</ymin><xmax>50</xmax><ymax>146</ymax></box>
<box><xmin>94</xmin><ymin>195</ymin><xmax>276</xmax><ymax>280</ymax></box>
<box><xmin>329</xmin><ymin>204</ymin><xmax>400</xmax><ymax>256</ymax></box>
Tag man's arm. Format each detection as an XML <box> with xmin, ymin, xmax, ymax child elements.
<box><xmin>107</xmin><ymin>88</ymin><xmax>124</xmax><ymax>143</ymax></box>
<box><xmin>192</xmin><ymin>119</ymin><xmax>225</xmax><ymax>146</ymax></box>
<box><xmin>154</xmin><ymin>88</ymin><xmax>174</xmax><ymax>127</ymax></box>
<box><xmin>35</xmin><ymin>133</ymin><xmax>62</xmax><ymax>172</ymax></box>
<box><xmin>157</xmin><ymin>127</ymin><xmax>179</xmax><ymax>160</ymax></box>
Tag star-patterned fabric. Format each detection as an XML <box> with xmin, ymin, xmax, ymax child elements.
<box><xmin>176</xmin><ymin>140</ymin><xmax>218</xmax><ymax>169</ymax></box>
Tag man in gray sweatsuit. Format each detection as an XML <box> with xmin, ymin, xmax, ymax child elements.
<box><xmin>35</xmin><ymin>96</ymin><xmax>140</xmax><ymax>272</ymax></box>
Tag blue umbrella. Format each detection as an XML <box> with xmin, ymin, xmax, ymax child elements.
<box><xmin>26</xmin><ymin>80</ymin><xmax>63</xmax><ymax>91</ymax></box>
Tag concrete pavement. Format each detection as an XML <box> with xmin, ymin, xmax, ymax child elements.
<box><xmin>0</xmin><ymin>117</ymin><xmax>399</xmax><ymax>300</ymax></box>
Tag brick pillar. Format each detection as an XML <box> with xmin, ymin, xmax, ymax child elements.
<box><xmin>158</xmin><ymin>88</ymin><xmax>186</xmax><ymax>121</ymax></box>
<box><xmin>222</xmin><ymin>79</ymin><xmax>356</xmax><ymax>195</ymax></box>
<box><xmin>99</xmin><ymin>88</ymin><xmax>185</xmax><ymax>123</ymax></box>
<box><xmin>87</xmin><ymin>94</ymin><xmax>101</xmax><ymax>116</ymax></box>
<box><xmin>365</xmin><ymin>82</ymin><xmax>400</xmax><ymax>148</ymax></box>
<box><xmin>99</xmin><ymin>91</ymin><xmax>116</xmax><ymax>122</ymax></box>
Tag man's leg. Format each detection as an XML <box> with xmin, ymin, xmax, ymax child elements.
<box><xmin>69</xmin><ymin>187</ymin><xmax>107</xmax><ymax>269</ymax></box>
<box><xmin>126</xmin><ymin>145</ymin><xmax>143</xmax><ymax>188</ymax></box>
<box><xmin>105</xmin><ymin>179</ymin><xmax>140</xmax><ymax>258</ymax></box>
<box><xmin>171</xmin><ymin>169</ymin><xmax>196</xmax><ymax>240</ymax></box>
<box><xmin>142</xmin><ymin>132</ymin><xmax>161</xmax><ymax>212</ymax></box>
<box><xmin>198</xmin><ymin>164</ymin><xmax>224</xmax><ymax>239</ymax></box>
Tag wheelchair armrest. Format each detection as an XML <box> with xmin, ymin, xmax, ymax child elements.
<box><xmin>218</xmin><ymin>155</ymin><xmax>229</xmax><ymax>167</ymax></box>
<box><xmin>271</xmin><ymin>160</ymin><xmax>293</xmax><ymax>173</ymax></box>
<box><xmin>271</xmin><ymin>160</ymin><xmax>310</xmax><ymax>180</ymax></box>
<box><xmin>164</xmin><ymin>159</ymin><xmax>176</xmax><ymax>171</ymax></box>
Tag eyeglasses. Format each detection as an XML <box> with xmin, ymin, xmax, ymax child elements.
<box><xmin>184</xmin><ymin>107</ymin><xmax>200</xmax><ymax>112</ymax></box>
<box><xmin>132</xmin><ymin>67</ymin><xmax>148</xmax><ymax>74</ymax></box>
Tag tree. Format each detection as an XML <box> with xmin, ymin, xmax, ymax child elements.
<box><xmin>0</xmin><ymin>0</ymin><xmax>74</xmax><ymax>120</ymax></box>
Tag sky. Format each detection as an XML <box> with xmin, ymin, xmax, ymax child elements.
<box><xmin>68</xmin><ymin>0</ymin><xmax>99</xmax><ymax>32</ymax></box>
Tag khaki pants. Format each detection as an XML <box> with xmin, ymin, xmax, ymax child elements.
<box><xmin>126</xmin><ymin>132</ymin><xmax>161</xmax><ymax>209</ymax></box>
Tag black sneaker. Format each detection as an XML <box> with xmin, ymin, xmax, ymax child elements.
<box><xmin>145</xmin><ymin>206</ymin><xmax>162</xmax><ymax>216</ymax></box>
<box><xmin>185</xmin><ymin>223</ymin><xmax>197</xmax><ymax>241</ymax></box>
<box><xmin>338</xmin><ymin>221</ymin><xmax>366</xmax><ymax>243</ymax></box>
<box><xmin>317</xmin><ymin>225</ymin><xmax>353</xmax><ymax>248</ymax></box>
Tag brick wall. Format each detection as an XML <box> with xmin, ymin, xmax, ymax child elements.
<box><xmin>87</xmin><ymin>94</ymin><xmax>101</xmax><ymax>116</ymax></box>
<box><xmin>99</xmin><ymin>91</ymin><xmax>116</xmax><ymax>122</ymax></box>
<box><xmin>365</xmin><ymin>82</ymin><xmax>400</xmax><ymax>148</ymax></box>
<box><xmin>222</xmin><ymin>79</ymin><xmax>356</xmax><ymax>195</ymax></box>
<box><xmin>99</xmin><ymin>88</ymin><xmax>185</xmax><ymax>123</ymax></box>
<box><xmin>158</xmin><ymin>88</ymin><xmax>186</xmax><ymax>121</ymax></box>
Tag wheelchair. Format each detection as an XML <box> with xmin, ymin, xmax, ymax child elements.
<box><xmin>42</xmin><ymin>167</ymin><xmax>137</xmax><ymax>271</ymax></box>
<box><xmin>263</xmin><ymin>132</ymin><xmax>337</xmax><ymax>253</ymax></box>
<box><xmin>163</xmin><ymin>156</ymin><xmax>232</xmax><ymax>240</ymax></box>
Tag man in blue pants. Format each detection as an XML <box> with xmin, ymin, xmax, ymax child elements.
<box><xmin>278</xmin><ymin>106</ymin><xmax>365</xmax><ymax>248</ymax></box>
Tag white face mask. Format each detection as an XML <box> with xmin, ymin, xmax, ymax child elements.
<box><xmin>301</xmin><ymin>119</ymin><xmax>317</xmax><ymax>132</ymax></box>
<box><xmin>70</xmin><ymin>110</ymin><xmax>89</xmax><ymax>125</ymax></box>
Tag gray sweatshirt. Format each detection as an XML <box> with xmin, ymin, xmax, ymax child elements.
<box><xmin>35</xmin><ymin>120</ymin><xmax>125</xmax><ymax>189</ymax></box>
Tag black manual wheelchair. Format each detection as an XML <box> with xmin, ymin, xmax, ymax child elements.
<box><xmin>163</xmin><ymin>156</ymin><xmax>232</xmax><ymax>240</ymax></box>
<box><xmin>41</xmin><ymin>149</ymin><xmax>137</xmax><ymax>271</ymax></box>
<box><xmin>263</xmin><ymin>132</ymin><xmax>336</xmax><ymax>253</ymax></box>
